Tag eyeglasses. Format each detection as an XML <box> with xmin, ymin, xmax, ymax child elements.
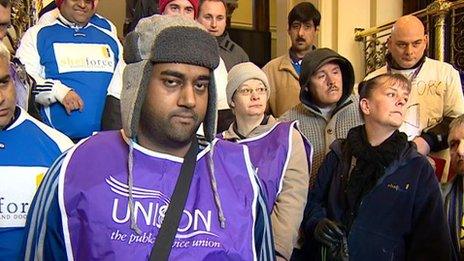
<box><xmin>236</xmin><ymin>87</ymin><xmax>268</xmax><ymax>96</ymax></box>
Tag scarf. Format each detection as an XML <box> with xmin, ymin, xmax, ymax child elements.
<box><xmin>343</xmin><ymin>125</ymin><xmax>408</xmax><ymax>229</ymax></box>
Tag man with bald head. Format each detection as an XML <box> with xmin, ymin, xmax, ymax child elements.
<box><xmin>365</xmin><ymin>15</ymin><xmax>464</xmax><ymax>180</ymax></box>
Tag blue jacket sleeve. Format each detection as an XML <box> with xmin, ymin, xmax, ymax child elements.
<box><xmin>303</xmin><ymin>150</ymin><xmax>339</xmax><ymax>238</ymax></box>
<box><xmin>21</xmin><ymin>153</ymin><xmax>68</xmax><ymax>261</ymax></box>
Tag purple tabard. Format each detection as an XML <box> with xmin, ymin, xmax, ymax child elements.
<box><xmin>236</xmin><ymin>122</ymin><xmax>292</xmax><ymax>212</ymax></box>
<box><xmin>219</xmin><ymin>121</ymin><xmax>312</xmax><ymax>213</ymax></box>
<box><xmin>59</xmin><ymin>131</ymin><xmax>259</xmax><ymax>260</ymax></box>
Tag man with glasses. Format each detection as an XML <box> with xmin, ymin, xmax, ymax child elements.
<box><xmin>219</xmin><ymin>62</ymin><xmax>311</xmax><ymax>260</ymax></box>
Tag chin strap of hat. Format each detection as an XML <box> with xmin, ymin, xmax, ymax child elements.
<box><xmin>149</xmin><ymin>136</ymin><xmax>198</xmax><ymax>261</ymax></box>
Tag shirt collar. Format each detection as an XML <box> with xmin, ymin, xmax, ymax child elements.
<box><xmin>1</xmin><ymin>106</ymin><xmax>20</xmax><ymax>131</ymax></box>
<box><xmin>57</xmin><ymin>13</ymin><xmax>88</xmax><ymax>30</ymax></box>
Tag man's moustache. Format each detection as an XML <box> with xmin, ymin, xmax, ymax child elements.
<box><xmin>170</xmin><ymin>109</ymin><xmax>198</xmax><ymax>120</ymax></box>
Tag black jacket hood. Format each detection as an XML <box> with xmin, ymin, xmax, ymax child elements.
<box><xmin>299</xmin><ymin>48</ymin><xmax>355</xmax><ymax>110</ymax></box>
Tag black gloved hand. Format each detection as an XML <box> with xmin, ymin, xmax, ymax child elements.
<box><xmin>314</xmin><ymin>219</ymin><xmax>349</xmax><ymax>260</ymax></box>
<box><xmin>331</xmin><ymin>235</ymin><xmax>349</xmax><ymax>261</ymax></box>
<box><xmin>314</xmin><ymin>218</ymin><xmax>344</xmax><ymax>248</ymax></box>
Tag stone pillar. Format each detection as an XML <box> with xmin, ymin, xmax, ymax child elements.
<box><xmin>427</xmin><ymin>0</ymin><xmax>452</xmax><ymax>62</ymax></box>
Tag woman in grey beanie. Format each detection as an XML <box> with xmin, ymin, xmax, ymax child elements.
<box><xmin>224</xmin><ymin>62</ymin><xmax>271</xmax><ymax>136</ymax></box>
<box><xmin>219</xmin><ymin>62</ymin><xmax>313</xmax><ymax>260</ymax></box>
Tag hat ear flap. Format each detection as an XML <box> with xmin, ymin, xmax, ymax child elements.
<box><xmin>121</xmin><ymin>60</ymin><xmax>153</xmax><ymax>138</ymax></box>
<box><xmin>203</xmin><ymin>71</ymin><xmax>217</xmax><ymax>141</ymax></box>
<box><xmin>123</xmin><ymin>31</ymin><xmax>142</xmax><ymax>63</ymax></box>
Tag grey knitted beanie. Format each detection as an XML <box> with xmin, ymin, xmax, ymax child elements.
<box><xmin>226</xmin><ymin>62</ymin><xmax>270</xmax><ymax>108</ymax></box>
<box><xmin>121</xmin><ymin>15</ymin><xmax>220</xmax><ymax>142</ymax></box>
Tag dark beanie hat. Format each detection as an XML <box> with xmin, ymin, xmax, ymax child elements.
<box><xmin>299</xmin><ymin>48</ymin><xmax>355</xmax><ymax>106</ymax></box>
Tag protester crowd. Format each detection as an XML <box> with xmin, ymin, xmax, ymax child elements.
<box><xmin>1</xmin><ymin>0</ymin><xmax>463</xmax><ymax>260</ymax></box>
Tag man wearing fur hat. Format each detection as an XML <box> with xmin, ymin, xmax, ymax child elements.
<box><xmin>16</xmin><ymin>0</ymin><xmax>124</xmax><ymax>141</ymax></box>
<box><xmin>124</xmin><ymin>0</ymin><xmax>231</xmax><ymax>134</ymax></box>
<box><xmin>219</xmin><ymin>62</ymin><xmax>311</xmax><ymax>260</ymax></box>
<box><xmin>156</xmin><ymin>0</ymin><xmax>230</xmax><ymax>134</ymax></box>
<box><xmin>21</xmin><ymin>15</ymin><xmax>275</xmax><ymax>260</ymax></box>
<box><xmin>280</xmin><ymin>48</ymin><xmax>363</xmax><ymax>188</ymax></box>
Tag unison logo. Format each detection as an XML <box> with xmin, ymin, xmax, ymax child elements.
<box><xmin>106</xmin><ymin>176</ymin><xmax>219</xmax><ymax>239</ymax></box>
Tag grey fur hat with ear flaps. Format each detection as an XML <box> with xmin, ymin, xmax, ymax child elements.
<box><xmin>121</xmin><ymin>15</ymin><xmax>220</xmax><ymax>142</ymax></box>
